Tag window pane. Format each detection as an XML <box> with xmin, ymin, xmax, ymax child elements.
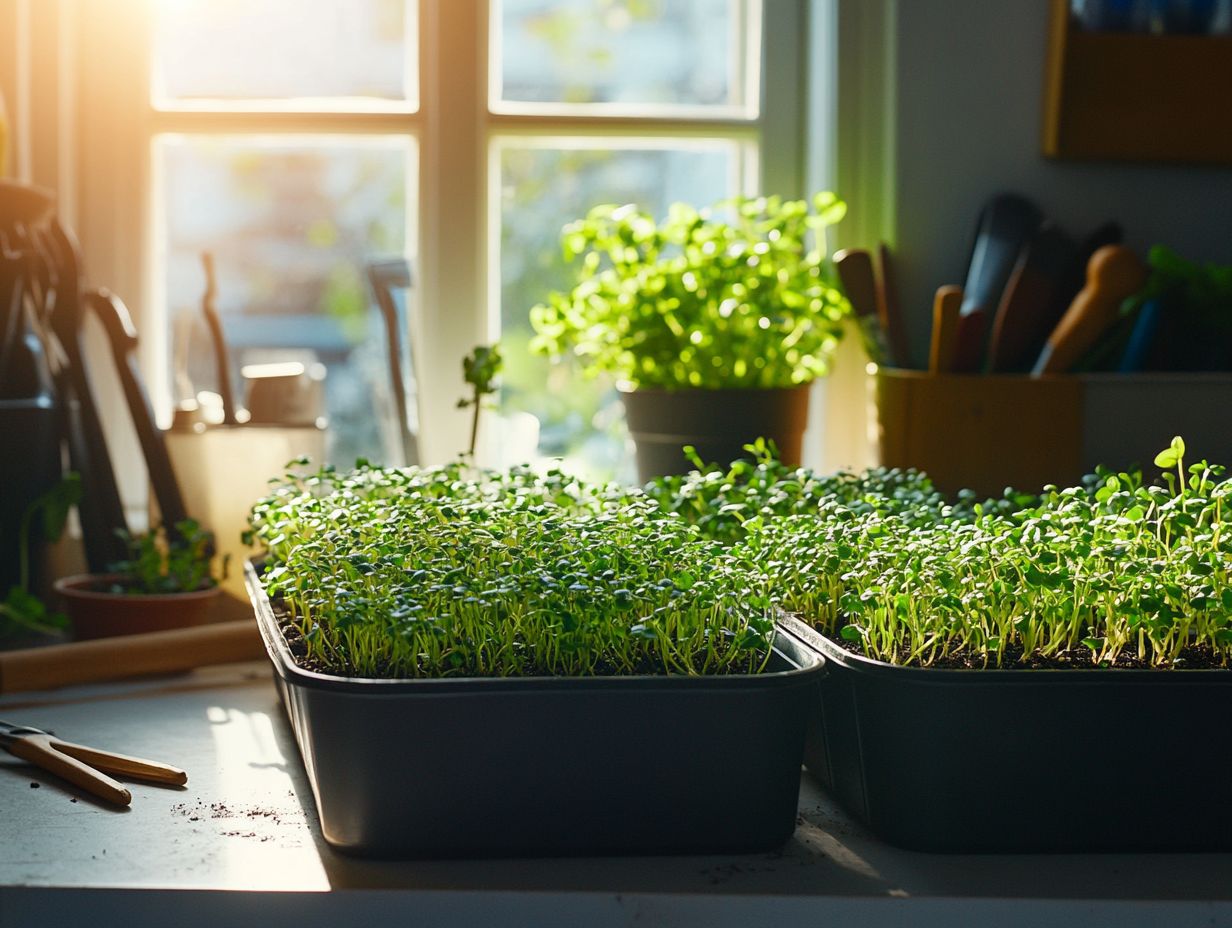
<box><xmin>498</xmin><ymin>140</ymin><xmax>745</xmax><ymax>482</ymax></box>
<box><xmin>158</xmin><ymin>136</ymin><xmax>413</xmax><ymax>466</ymax></box>
<box><xmin>153</xmin><ymin>0</ymin><xmax>415</xmax><ymax>108</ymax></box>
<box><xmin>494</xmin><ymin>0</ymin><xmax>753</xmax><ymax>113</ymax></box>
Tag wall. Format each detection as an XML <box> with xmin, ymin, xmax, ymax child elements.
<box><xmin>890</xmin><ymin>0</ymin><xmax>1232</xmax><ymax>366</ymax></box>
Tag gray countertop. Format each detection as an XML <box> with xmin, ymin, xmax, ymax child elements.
<box><xmin>2</xmin><ymin>663</ymin><xmax>1230</xmax><ymax>927</ymax></box>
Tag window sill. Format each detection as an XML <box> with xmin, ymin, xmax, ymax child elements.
<box><xmin>1</xmin><ymin>662</ymin><xmax>1229</xmax><ymax>927</ymax></box>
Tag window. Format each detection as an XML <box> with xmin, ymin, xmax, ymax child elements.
<box><xmin>52</xmin><ymin>0</ymin><xmax>808</xmax><ymax>483</ymax></box>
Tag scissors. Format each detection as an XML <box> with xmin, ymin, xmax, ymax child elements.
<box><xmin>0</xmin><ymin>719</ymin><xmax>187</xmax><ymax>806</ymax></box>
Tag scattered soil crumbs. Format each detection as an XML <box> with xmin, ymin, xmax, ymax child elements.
<box><xmin>170</xmin><ymin>797</ymin><xmax>304</xmax><ymax>839</ymax></box>
<box><xmin>698</xmin><ymin>848</ymin><xmax>819</xmax><ymax>886</ymax></box>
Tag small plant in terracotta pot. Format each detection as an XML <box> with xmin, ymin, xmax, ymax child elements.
<box><xmin>55</xmin><ymin>520</ymin><xmax>225</xmax><ymax>640</ymax></box>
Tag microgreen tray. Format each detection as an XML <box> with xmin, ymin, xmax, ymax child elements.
<box><xmin>781</xmin><ymin>615</ymin><xmax>1232</xmax><ymax>853</ymax></box>
<box><xmin>247</xmin><ymin>561</ymin><xmax>824</xmax><ymax>858</ymax></box>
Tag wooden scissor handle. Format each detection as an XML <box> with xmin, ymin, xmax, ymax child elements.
<box><xmin>50</xmin><ymin>738</ymin><xmax>187</xmax><ymax>787</ymax></box>
<box><xmin>3</xmin><ymin>734</ymin><xmax>187</xmax><ymax>806</ymax></box>
<box><xmin>4</xmin><ymin>733</ymin><xmax>132</xmax><ymax>806</ymax></box>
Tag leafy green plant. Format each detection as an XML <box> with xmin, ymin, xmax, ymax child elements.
<box><xmin>743</xmin><ymin>437</ymin><xmax>1232</xmax><ymax>669</ymax></box>
<box><xmin>1122</xmin><ymin>245</ymin><xmax>1232</xmax><ymax>369</ymax></box>
<box><xmin>640</xmin><ymin>439</ymin><xmax>1035</xmax><ymax>544</ymax></box>
<box><xmin>0</xmin><ymin>473</ymin><xmax>81</xmax><ymax>638</ymax></box>
<box><xmin>529</xmin><ymin>193</ymin><xmax>851</xmax><ymax>390</ymax></box>
<box><xmin>457</xmin><ymin>344</ymin><xmax>503</xmax><ymax>457</ymax></box>
<box><xmin>247</xmin><ymin>462</ymin><xmax>775</xmax><ymax>679</ymax></box>
<box><xmin>107</xmin><ymin>520</ymin><xmax>224</xmax><ymax>595</ymax></box>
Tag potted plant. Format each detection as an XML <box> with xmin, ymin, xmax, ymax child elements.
<box><xmin>732</xmin><ymin>437</ymin><xmax>1232</xmax><ymax>852</ymax></box>
<box><xmin>55</xmin><ymin>520</ymin><xmax>224</xmax><ymax>640</ymax></box>
<box><xmin>244</xmin><ymin>461</ymin><xmax>822</xmax><ymax>857</ymax></box>
<box><xmin>529</xmin><ymin>193</ymin><xmax>851</xmax><ymax>481</ymax></box>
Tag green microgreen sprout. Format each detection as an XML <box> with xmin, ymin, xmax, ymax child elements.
<box><xmin>457</xmin><ymin>344</ymin><xmax>503</xmax><ymax>458</ymax></box>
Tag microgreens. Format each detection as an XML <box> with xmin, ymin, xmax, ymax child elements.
<box><xmin>248</xmin><ymin>437</ymin><xmax>1230</xmax><ymax>677</ymax></box>
<box><xmin>248</xmin><ymin>462</ymin><xmax>775</xmax><ymax>679</ymax></box>
<box><xmin>742</xmin><ymin>437</ymin><xmax>1232</xmax><ymax>669</ymax></box>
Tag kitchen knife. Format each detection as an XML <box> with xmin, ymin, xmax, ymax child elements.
<box><xmin>1032</xmin><ymin>245</ymin><xmax>1148</xmax><ymax>375</ymax></box>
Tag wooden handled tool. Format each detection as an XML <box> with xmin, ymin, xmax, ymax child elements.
<box><xmin>928</xmin><ymin>285</ymin><xmax>964</xmax><ymax>373</ymax></box>
<box><xmin>1032</xmin><ymin>245</ymin><xmax>1148</xmax><ymax>375</ymax></box>
<box><xmin>875</xmin><ymin>243</ymin><xmax>912</xmax><ymax>369</ymax></box>
<box><xmin>834</xmin><ymin>248</ymin><xmax>890</xmax><ymax>364</ymax></box>
<box><xmin>1</xmin><ymin>720</ymin><xmax>187</xmax><ymax>806</ymax></box>
<box><xmin>0</xmin><ymin>620</ymin><xmax>265</xmax><ymax>694</ymax></box>
<box><xmin>201</xmin><ymin>252</ymin><xmax>239</xmax><ymax>426</ymax></box>
<box><xmin>366</xmin><ymin>259</ymin><xmax>419</xmax><ymax>466</ymax></box>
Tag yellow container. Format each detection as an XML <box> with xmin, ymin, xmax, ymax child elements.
<box><xmin>876</xmin><ymin>368</ymin><xmax>1232</xmax><ymax>498</ymax></box>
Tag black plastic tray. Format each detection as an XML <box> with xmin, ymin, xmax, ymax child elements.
<box><xmin>246</xmin><ymin>561</ymin><xmax>824</xmax><ymax>858</ymax></box>
<box><xmin>781</xmin><ymin>615</ymin><xmax>1232</xmax><ymax>853</ymax></box>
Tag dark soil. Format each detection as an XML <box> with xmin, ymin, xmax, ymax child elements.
<box><xmin>825</xmin><ymin>631</ymin><xmax>1226</xmax><ymax>670</ymax></box>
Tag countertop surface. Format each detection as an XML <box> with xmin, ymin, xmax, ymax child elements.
<box><xmin>2</xmin><ymin>662</ymin><xmax>1230</xmax><ymax>927</ymax></box>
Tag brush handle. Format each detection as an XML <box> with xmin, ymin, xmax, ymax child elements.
<box><xmin>1032</xmin><ymin>246</ymin><xmax>1147</xmax><ymax>375</ymax></box>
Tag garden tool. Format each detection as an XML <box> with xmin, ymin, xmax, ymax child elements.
<box><xmin>876</xmin><ymin>243</ymin><xmax>912</xmax><ymax>369</ymax></box>
<box><xmin>928</xmin><ymin>285</ymin><xmax>964</xmax><ymax>373</ymax></box>
<box><xmin>1032</xmin><ymin>245</ymin><xmax>1149</xmax><ymax>375</ymax></box>
<box><xmin>38</xmin><ymin>221</ymin><xmax>129</xmax><ymax>568</ymax></box>
<box><xmin>89</xmin><ymin>287</ymin><xmax>190</xmax><ymax>533</ymax></box>
<box><xmin>200</xmin><ymin>251</ymin><xmax>239</xmax><ymax>425</ymax></box>
<box><xmin>0</xmin><ymin>718</ymin><xmax>187</xmax><ymax>806</ymax></box>
<box><xmin>834</xmin><ymin>248</ymin><xmax>890</xmax><ymax>364</ymax></box>
<box><xmin>366</xmin><ymin>258</ymin><xmax>419</xmax><ymax>465</ymax></box>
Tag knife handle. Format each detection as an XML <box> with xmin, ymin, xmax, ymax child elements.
<box><xmin>1032</xmin><ymin>246</ymin><xmax>1147</xmax><ymax>376</ymax></box>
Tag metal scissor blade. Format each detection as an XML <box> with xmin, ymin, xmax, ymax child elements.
<box><xmin>0</xmin><ymin>719</ymin><xmax>52</xmax><ymax>743</ymax></box>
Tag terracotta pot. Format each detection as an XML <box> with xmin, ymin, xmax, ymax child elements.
<box><xmin>619</xmin><ymin>384</ymin><xmax>811</xmax><ymax>482</ymax></box>
<box><xmin>54</xmin><ymin>574</ymin><xmax>221</xmax><ymax>641</ymax></box>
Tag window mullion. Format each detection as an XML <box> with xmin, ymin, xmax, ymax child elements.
<box><xmin>416</xmin><ymin>0</ymin><xmax>489</xmax><ymax>464</ymax></box>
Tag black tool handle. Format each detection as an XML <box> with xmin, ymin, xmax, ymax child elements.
<box><xmin>90</xmin><ymin>288</ymin><xmax>190</xmax><ymax>535</ymax></box>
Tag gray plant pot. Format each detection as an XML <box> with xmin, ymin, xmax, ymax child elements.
<box><xmin>619</xmin><ymin>384</ymin><xmax>810</xmax><ymax>482</ymax></box>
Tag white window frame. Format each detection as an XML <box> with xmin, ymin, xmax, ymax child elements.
<box><xmin>6</xmin><ymin>0</ymin><xmax>822</xmax><ymax>485</ymax></box>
